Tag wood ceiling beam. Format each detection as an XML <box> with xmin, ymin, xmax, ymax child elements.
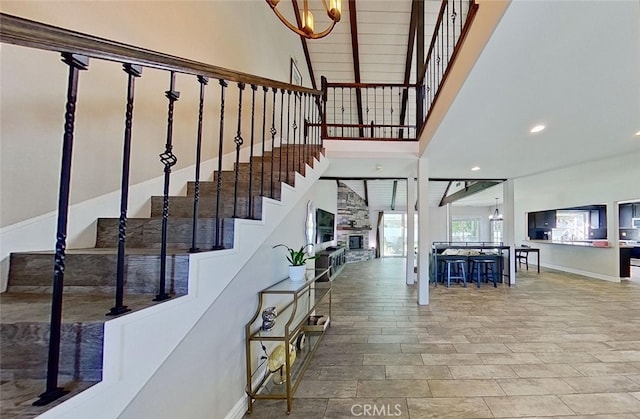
<box><xmin>438</xmin><ymin>180</ymin><xmax>453</xmax><ymax>207</ymax></box>
<box><xmin>439</xmin><ymin>181</ymin><xmax>502</xmax><ymax>207</ymax></box>
<box><xmin>348</xmin><ymin>0</ymin><xmax>364</xmax><ymax>137</ymax></box>
<box><xmin>292</xmin><ymin>0</ymin><xmax>317</xmax><ymax>89</ymax></box>
<box><xmin>399</xmin><ymin>0</ymin><xmax>419</xmax><ymax>137</ymax></box>
<box><xmin>363</xmin><ymin>179</ymin><xmax>369</xmax><ymax>207</ymax></box>
<box><xmin>391</xmin><ymin>180</ymin><xmax>398</xmax><ymax>210</ymax></box>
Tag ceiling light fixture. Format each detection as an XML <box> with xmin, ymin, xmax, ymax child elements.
<box><xmin>634</xmin><ymin>130</ymin><xmax>640</xmax><ymax>136</ymax></box>
<box><xmin>530</xmin><ymin>124</ymin><xmax>546</xmax><ymax>133</ymax></box>
<box><xmin>489</xmin><ymin>198</ymin><xmax>503</xmax><ymax>221</ymax></box>
<box><xmin>471</xmin><ymin>166</ymin><xmax>480</xmax><ymax>171</ymax></box>
<box><xmin>266</xmin><ymin>0</ymin><xmax>341</xmax><ymax>39</ymax></box>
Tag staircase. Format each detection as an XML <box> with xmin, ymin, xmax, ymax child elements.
<box><xmin>0</xmin><ymin>144</ymin><xmax>324</xmax><ymax>418</ymax></box>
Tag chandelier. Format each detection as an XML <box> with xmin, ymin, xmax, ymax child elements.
<box><xmin>266</xmin><ymin>0</ymin><xmax>342</xmax><ymax>39</ymax></box>
<box><xmin>489</xmin><ymin>198</ymin><xmax>503</xmax><ymax>221</ymax></box>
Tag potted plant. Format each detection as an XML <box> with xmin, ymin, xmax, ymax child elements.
<box><xmin>273</xmin><ymin>244</ymin><xmax>317</xmax><ymax>282</ymax></box>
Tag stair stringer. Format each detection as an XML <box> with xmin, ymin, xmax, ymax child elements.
<box><xmin>38</xmin><ymin>153</ymin><xmax>330</xmax><ymax>419</ymax></box>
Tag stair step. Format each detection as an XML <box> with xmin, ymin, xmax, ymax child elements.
<box><xmin>8</xmin><ymin>249</ymin><xmax>190</xmax><ymax>295</ymax></box>
<box><xmin>150</xmin><ymin>195</ymin><xmax>263</xmax><ymax>219</ymax></box>
<box><xmin>186</xmin><ymin>180</ymin><xmax>282</xmax><ymax>200</ymax></box>
<box><xmin>95</xmin><ymin>217</ymin><xmax>234</xmax><ymax>249</ymax></box>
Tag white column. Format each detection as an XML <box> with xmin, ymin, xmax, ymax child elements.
<box><xmin>406</xmin><ymin>177</ymin><xmax>416</xmax><ymax>285</ymax></box>
<box><xmin>417</xmin><ymin>158</ymin><xmax>430</xmax><ymax>305</ymax></box>
<box><xmin>503</xmin><ymin>179</ymin><xmax>516</xmax><ymax>285</ymax></box>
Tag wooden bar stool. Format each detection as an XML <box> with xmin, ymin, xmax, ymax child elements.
<box><xmin>469</xmin><ymin>256</ymin><xmax>498</xmax><ymax>288</ymax></box>
<box><xmin>441</xmin><ymin>256</ymin><xmax>467</xmax><ymax>288</ymax></box>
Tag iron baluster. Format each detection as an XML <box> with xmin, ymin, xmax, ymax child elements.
<box><xmin>232</xmin><ymin>82</ymin><xmax>245</xmax><ymax>218</ymax></box>
<box><xmin>108</xmin><ymin>63</ymin><xmax>142</xmax><ymax>317</ymax></box>
<box><xmin>260</xmin><ymin>86</ymin><xmax>268</xmax><ymax>198</ymax></box>
<box><xmin>213</xmin><ymin>79</ymin><xmax>227</xmax><ymax>250</ymax></box>
<box><xmin>279</xmin><ymin>89</ymin><xmax>284</xmax><ymax>183</ymax></box>
<box><xmin>248</xmin><ymin>84</ymin><xmax>257</xmax><ymax>219</ymax></box>
<box><xmin>270</xmin><ymin>88</ymin><xmax>277</xmax><ymax>199</ymax></box>
<box><xmin>285</xmin><ymin>90</ymin><xmax>292</xmax><ymax>185</ymax></box>
<box><xmin>190</xmin><ymin>75</ymin><xmax>208</xmax><ymax>253</ymax></box>
<box><xmin>292</xmin><ymin>91</ymin><xmax>298</xmax><ymax>175</ymax></box>
<box><xmin>34</xmin><ymin>53</ymin><xmax>88</xmax><ymax>407</ymax></box>
<box><xmin>155</xmin><ymin>72</ymin><xmax>179</xmax><ymax>302</ymax></box>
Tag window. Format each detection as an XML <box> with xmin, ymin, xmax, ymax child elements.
<box><xmin>451</xmin><ymin>218</ymin><xmax>480</xmax><ymax>242</ymax></box>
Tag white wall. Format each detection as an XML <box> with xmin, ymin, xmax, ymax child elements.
<box><xmin>116</xmin><ymin>177</ymin><xmax>337</xmax><ymax>419</ymax></box>
<box><xmin>513</xmin><ymin>152</ymin><xmax>640</xmax><ymax>281</ymax></box>
<box><xmin>0</xmin><ymin>1</ymin><xmax>308</xmax><ymax>227</ymax></box>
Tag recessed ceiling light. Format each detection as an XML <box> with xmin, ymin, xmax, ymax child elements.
<box><xmin>471</xmin><ymin>166</ymin><xmax>480</xmax><ymax>171</ymax></box>
<box><xmin>634</xmin><ymin>130</ymin><xmax>640</xmax><ymax>136</ymax></box>
<box><xmin>530</xmin><ymin>124</ymin><xmax>546</xmax><ymax>133</ymax></box>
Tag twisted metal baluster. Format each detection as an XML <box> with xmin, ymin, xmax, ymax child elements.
<box><xmin>34</xmin><ymin>53</ymin><xmax>88</xmax><ymax>407</ymax></box>
<box><xmin>260</xmin><ymin>86</ymin><xmax>268</xmax><ymax>198</ymax></box>
<box><xmin>190</xmin><ymin>75</ymin><xmax>208</xmax><ymax>253</ymax></box>
<box><xmin>154</xmin><ymin>72</ymin><xmax>179</xmax><ymax>302</ymax></box>
<box><xmin>270</xmin><ymin>88</ymin><xmax>277</xmax><ymax>198</ymax></box>
<box><xmin>247</xmin><ymin>84</ymin><xmax>257</xmax><ymax>218</ymax></box>
<box><xmin>232</xmin><ymin>82</ymin><xmax>245</xmax><ymax>218</ymax></box>
<box><xmin>213</xmin><ymin>79</ymin><xmax>227</xmax><ymax>250</ymax></box>
<box><xmin>292</xmin><ymin>91</ymin><xmax>298</xmax><ymax>175</ymax></box>
<box><xmin>285</xmin><ymin>90</ymin><xmax>292</xmax><ymax>185</ymax></box>
<box><xmin>108</xmin><ymin>63</ymin><xmax>142</xmax><ymax>317</ymax></box>
<box><xmin>279</xmin><ymin>89</ymin><xmax>284</xmax><ymax>183</ymax></box>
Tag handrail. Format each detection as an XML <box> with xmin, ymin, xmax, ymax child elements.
<box><xmin>0</xmin><ymin>13</ymin><xmax>321</xmax><ymax>96</ymax></box>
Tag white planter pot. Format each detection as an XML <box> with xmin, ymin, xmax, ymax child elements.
<box><xmin>288</xmin><ymin>265</ymin><xmax>306</xmax><ymax>282</ymax></box>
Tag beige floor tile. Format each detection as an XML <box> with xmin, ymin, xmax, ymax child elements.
<box><xmin>245</xmin><ymin>398</ymin><xmax>328</xmax><ymax>418</ymax></box>
<box><xmin>407</xmin><ymin>397</ymin><xmax>493</xmax><ymax>418</ymax></box>
<box><xmin>562</xmin><ymin>375</ymin><xmax>640</xmax><ymax>393</ymax></box>
<box><xmin>346</xmin><ymin>343</ymin><xmax>401</xmax><ymax>354</ymax></box>
<box><xmin>478</xmin><ymin>352</ymin><xmax>543</xmax><ymax>365</ymax></box>
<box><xmin>417</xmin><ymin>334</ymin><xmax>470</xmax><ymax>344</ymax></box>
<box><xmin>386</xmin><ymin>365</ymin><xmax>452</xmax><ymax>380</ymax></box>
<box><xmin>571</xmin><ymin>362</ymin><xmax>640</xmax><ymax>376</ymax></box>
<box><xmin>630</xmin><ymin>391</ymin><xmax>640</xmax><ymax>401</ymax></box>
<box><xmin>454</xmin><ymin>343</ymin><xmax>513</xmax><ymax>353</ymax></box>
<box><xmin>324</xmin><ymin>398</ymin><xmax>409</xmax><ymax>419</ymax></box>
<box><xmin>400</xmin><ymin>343</ymin><xmax>455</xmax><ymax>353</ymax></box>
<box><xmin>505</xmin><ymin>342</ymin><xmax>565</xmax><ymax>352</ymax></box>
<box><xmin>367</xmin><ymin>335</ymin><xmax>418</xmax><ymax>344</ymax></box>
<box><xmin>533</xmin><ymin>351</ymin><xmax>600</xmax><ymax>364</ymax></box>
<box><xmin>363</xmin><ymin>353</ymin><xmax>423</xmax><ymax>366</ymax></box>
<box><xmin>428</xmin><ymin>379</ymin><xmax>505</xmax><ymax>397</ymax></box>
<box><xmin>559</xmin><ymin>392</ymin><xmax>640</xmax><ymax>415</ymax></box>
<box><xmin>294</xmin><ymin>380</ymin><xmax>357</xmax><ymax>398</ymax></box>
<box><xmin>496</xmin><ymin>378</ymin><xmax>576</xmax><ymax>396</ymax></box>
<box><xmin>421</xmin><ymin>353</ymin><xmax>483</xmax><ymax>365</ymax></box>
<box><xmin>356</xmin><ymin>379</ymin><xmax>431</xmax><ymax>398</ymax></box>
<box><xmin>466</xmin><ymin>335</ymin><xmax>519</xmax><ymax>344</ymax></box>
<box><xmin>316</xmin><ymin>365</ymin><xmax>385</xmax><ymax>380</ymax></box>
<box><xmin>449</xmin><ymin>365</ymin><xmax>518</xmax><ymax>379</ymax></box>
<box><xmin>556</xmin><ymin>341</ymin><xmax>616</xmax><ymax>352</ymax></box>
<box><xmin>592</xmin><ymin>351</ymin><xmax>640</xmax><ymax>363</ymax></box>
<box><xmin>510</xmin><ymin>363</ymin><xmax>582</xmax><ymax>378</ymax></box>
<box><xmin>483</xmin><ymin>395</ymin><xmax>574</xmax><ymax>417</ymax></box>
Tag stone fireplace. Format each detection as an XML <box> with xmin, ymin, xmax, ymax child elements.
<box><xmin>349</xmin><ymin>235</ymin><xmax>363</xmax><ymax>249</ymax></box>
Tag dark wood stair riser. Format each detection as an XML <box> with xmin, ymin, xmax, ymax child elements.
<box><xmin>0</xmin><ymin>322</ymin><xmax>103</xmax><ymax>380</ymax></box>
<box><xmin>95</xmin><ymin>218</ymin><xmax>234</xmax><ymax>249</ymax></box>
<box><xmin>186</xmin><ymin>180</ymin><xmax>283</xmax><ymax>200</ymax></box>
<box><xmin>8</xmin><ymin>253</ymin><xmax>189</xmax><ymax>295</ymax></box>
<box><xmin>150</xmin><ymin>196</ymin><xmax>263</xmax><ymax>219</ymax></box>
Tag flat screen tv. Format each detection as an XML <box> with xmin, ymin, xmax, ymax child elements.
<box><xmin>316</xmin><ymin>208</ymin><xmax>335</xmax><ymax>243</ymax></box>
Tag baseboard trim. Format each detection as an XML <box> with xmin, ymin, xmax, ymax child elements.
<box><xmin>541</xmin><ymin>263</ymin><xmax>620</xmax><ymax>283</ymax></box>
<box><xmin>225</xmin><ymin>395</ymin><xmax>247</xmax><ymax>419</ymax></box>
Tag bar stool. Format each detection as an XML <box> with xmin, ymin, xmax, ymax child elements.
<box><xmin>441</xmin><ymin>256</ymin><xmax>467</xmax><ymax>288</ymax></box>
<box><xmin>469</xmin><ymin>256</ymin><xmax>498</xmax><ymax>288</ymax></box>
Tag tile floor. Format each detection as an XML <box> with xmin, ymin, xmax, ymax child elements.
<box><xmin>245</xmin><ymin>257</ymin><xmax>640</xmax><ymax>418</ymax></box>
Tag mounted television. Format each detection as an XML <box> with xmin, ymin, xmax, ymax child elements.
<box><xmin>316</xmin><ymin>208</ymin><xmax>335</xmax><ymax>243</ymax></box>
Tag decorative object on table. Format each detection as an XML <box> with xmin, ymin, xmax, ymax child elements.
<box><xmin>261</xmin><ymin>306</ymin><xmax>278</xmax><ymax>332</ymax></box>
<box><xmin>305</xmin><ymin>201</ymin><xmax>316</xmax><ymax>256</ymax></box>
<box><xmin>267</xmin><ymin>343</ymin><xmax>297</xmax><ymax>385</ymax></box>
<box><xmin>273</xmin><ymin>243</ymin><xmax>318</xmax><ymax>282</ymax></box>
<box><xmin>295</xmin><ymin>332</ymin><xmax>306</xmax><ymax>351</ymax></box>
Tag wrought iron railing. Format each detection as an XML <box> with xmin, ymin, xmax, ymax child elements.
<box><xmin>319</xmin><ymin>0</ymin><xmax>477</xmax><ymax>141</ymax></box>
<box><xmin>1</xmin><ymin>12</ymin><xmax>322</xmax><ymax>405</ymax></box>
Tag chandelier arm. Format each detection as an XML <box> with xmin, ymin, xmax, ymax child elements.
<box><xmin>267</xmin><ymin>0</ymin><xmax>340</xmax><ymax>39</ymax></box>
